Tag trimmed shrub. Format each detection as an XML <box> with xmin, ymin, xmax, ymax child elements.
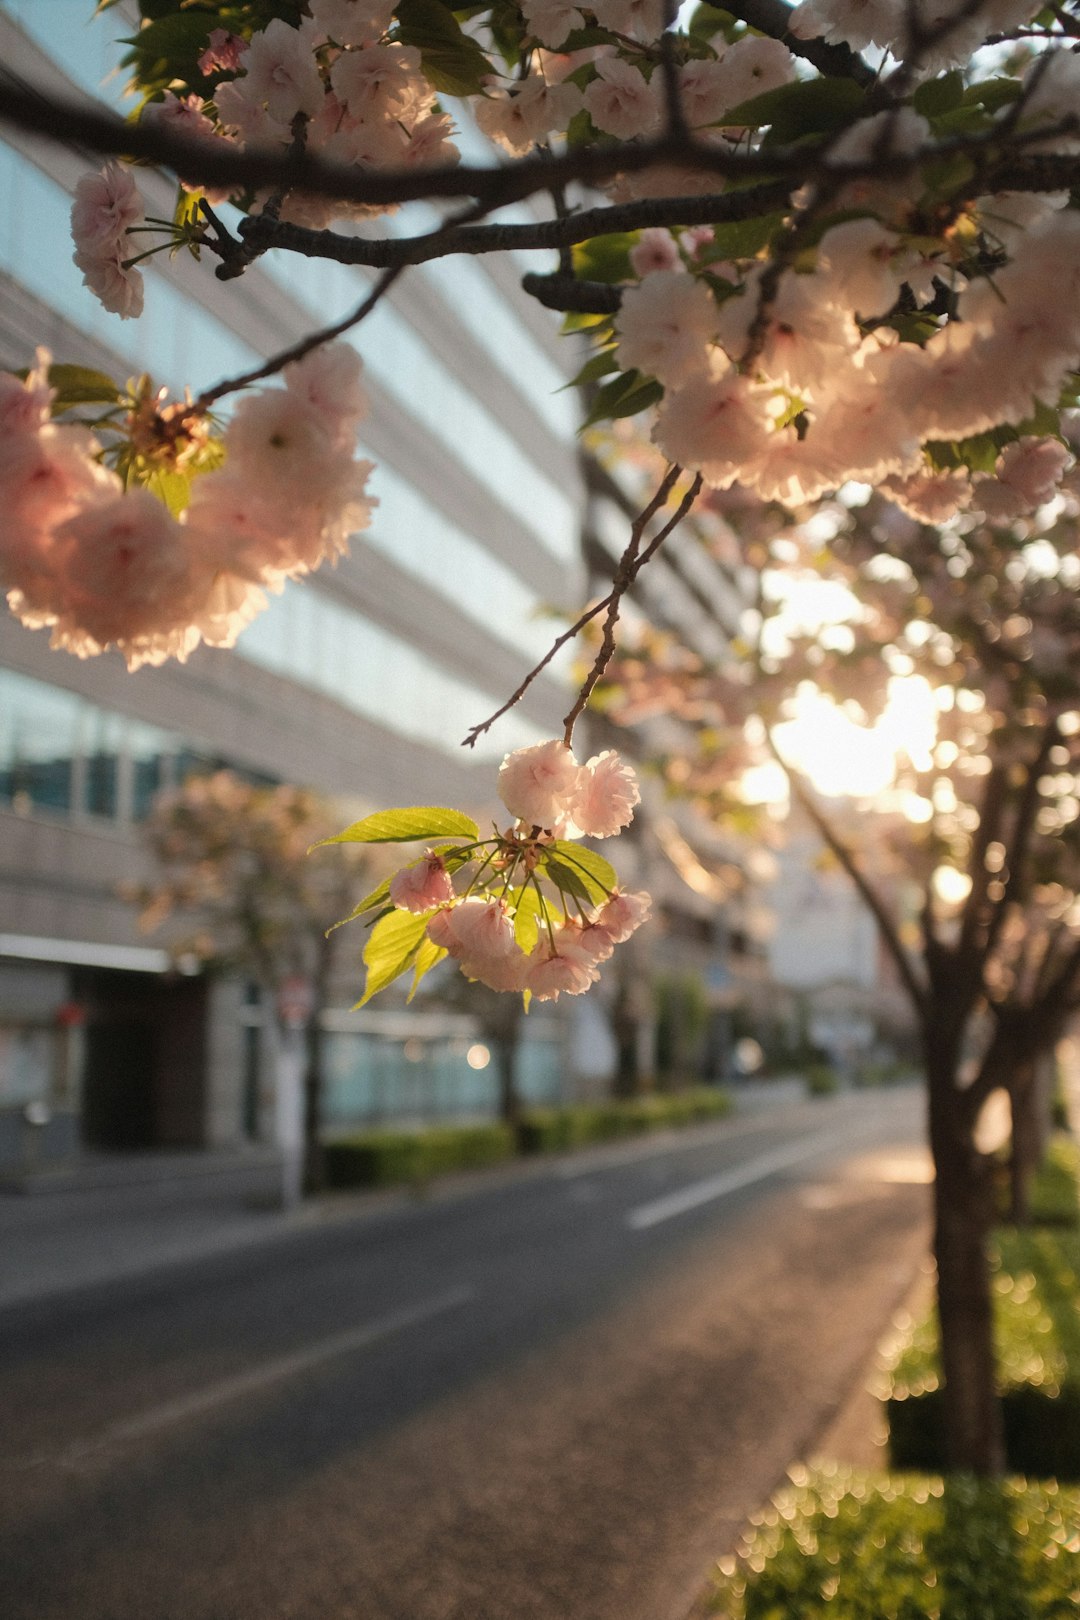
<box><xmin>885</xmin><ymin>1222</ymin><xmax>1080</xmax><ymax>1478</ymax></box>
<box><xmin>805</xmin><ymin>1063</ymin><xmax>839</xmax><ymax>1097</ymax></box>
<box><xmin>706</xmin><ymin>1467</ymin><xmax>1080</xmax><ymax>1619</ymax></box>
<box><xmin>324</xmin><ymin>1122</ymin><xmax>515</xmax><ymax>1188</ymax></box>
<box><xmin>516</xmin><ymin>1087</ymin><xmax>733</xmax><ymax>1155</ymax></box>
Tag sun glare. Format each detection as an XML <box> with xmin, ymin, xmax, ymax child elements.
<box><xmin>765</xmin><ymin>677</ymin><xmax>938</xmax><ymax>801</ymax></box>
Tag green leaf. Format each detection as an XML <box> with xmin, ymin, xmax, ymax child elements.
<box><xmin>925</xmin><ymin>433</ymin><xmax>1001</xmax><ymax>475</ymax></box>
<box><xmin>964</xmin><ymin>76</ymin><xmax>1023</xmax><ymax>115</ymax></box>
<box><xmin>44</xmin><ymin>364</ymin><xmax>123</xmax><ymax>412</ymax></box>
<box><xmin>315</xmin><ymin>807</ymin><xmax>480</xmax><ymax>847</ymax></box>
<box><xmin>328</xmin><ymin>876</ymin><xmax>392</xmax><ymax>934</ymax></box>
<box><xmin>699</xmin><ymin>211</ymin><xmax>786</xmax><ymax>263</ymax></box>
<box><xmin>512</xmin><ymin>884</ymin><xmax>546</xmax><ymax>954</ymax></box>
<box><xmin>563</xmin><ymin>348</ymin><xmax>620</xmax><ymax>391</ymax></box>
<box><xmin>141</xmin><ymin>466</ymin><xmax>192</xmax><ymax>518</ymax></box>
<box><xmin>580</xmin><ymin>370</ymin><xmax>663</xmax><ymax>430</ymax></box>
<box><xmin>572</xmin><ymin>232</ymin><xmax>637</xmax><ymax>285</ymax></box>
<box><xmin>722</xmin><ymin>78</ymin><xmax>866</xmax><ymax>143</ymax></box>
<box><xmin>356</xmin><ymin>910</ymin><xmax>430</xmax><ymax>1006</ymax></box>
<box><xmin>540</xmin><ymin>854</ymin><xmax>597</xmax><ymax>905</ymax></box>
<box><xmin>393</xmin><ymin>0</ymin><xmax>493</xmax><ymax>95</ymax></box>
<box><xmin>407</xmin><ymin>937</ymin><xmax>447</xmax><ymax>1002</ymax></box>
<box><xmin>913</xmin><ymin>70</ymin><xmax>965</xmax><ymax>120</ymax></box>
<box><xmin>549</xmin><ymin>842</ymin><xmax>618</xmax><ymax>903</ymax></box>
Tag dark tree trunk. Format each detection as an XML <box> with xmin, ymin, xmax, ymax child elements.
<box><xmin>924</xmin><ymin>1023</ymin><xmax>1006</xmax><ymax>1477</ymax></box>
<box><xmin>493</xmin><ymin>1035</ymin><xmax>521</xmax><ymax>1127</ymax></box>
<box><xmin>302</xmin><ymin>936</ymin><xmax>333</xmax><ymax>1195</ymax></box>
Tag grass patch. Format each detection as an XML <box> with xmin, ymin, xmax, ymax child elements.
<box><xmin>706</xmin><ymin>1466</ymin><xmax>1080</xmax><ymax>1619</ymax></box>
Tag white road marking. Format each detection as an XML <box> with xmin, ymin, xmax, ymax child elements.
<box><xmin>626</xmin><ymin>1128</ymin><xmax>863</xmax><ymax>1230</ymax></box>
<box><xmin>50</xmin><ymin>1285</ymin><xmax>475</xmax><ymax>1468</ymax></box>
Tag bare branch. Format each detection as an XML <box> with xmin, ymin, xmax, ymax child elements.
<box><xmin>195</xmin><ymin>264</ymin><xmax>405</xmax><ymax>412</ymax></box>
<box><xmin>235</xmin><ymin>182</ymin><xmax>797</xmax><ymax>275</ymax></box>
<box><xmin>562</xmin><ymin>471</ymin><xmax>703</xmax><ymax>744</ymax></box>
<box><xmin>980</xmin><ymin>717</ymin><xmax>1060</xmax><ymax>968</ymax></box>
<box><xmin>460</xmin><ymin>466</ymin><xmax>700</xmax><ymax>751</ymax></box>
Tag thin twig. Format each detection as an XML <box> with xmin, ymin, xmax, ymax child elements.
<box><xmin>195</xmin><ymin>264</ymin><xmax>404</xmax><ymax>412</ymax></box>
<box><xmin>563</xmin><ymin>471</ymin><xmax>703</xmax><ymax>743</ymax></box>
<box><xmin>460</xmin><ymin>466</ymin><xmax>698</xmax><ymax>750</ymax></box>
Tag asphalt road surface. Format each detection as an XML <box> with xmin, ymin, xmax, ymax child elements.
<box><xmin>0</xmin><ymin>1087</ymin><xmax>931</xmax><ymax>1620</ymax></box>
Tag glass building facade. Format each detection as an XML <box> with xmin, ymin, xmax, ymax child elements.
<box><xmin>0</xmin><ymin>1</ymin><xmax>588</xmax><ymax>1160</ymax></box>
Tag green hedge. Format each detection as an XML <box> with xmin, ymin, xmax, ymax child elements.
<box><xmin>323</xmin><ymin>1088</ymin><xmax>734</xmax><ymax>1187</ymax></box>
<box><xmin>885</xmin><ymin>1140</ymin><xmax>1080</xmax><ymax>1477</ymax></box>
<box><xmin>706</xmin><ymin>1467</ymin><xmax>1080</xmax><ymax>1619</ymax></box>
<box><xmin>804</xmin><ymin>1064</ymin><xmax>839</xmax><ymax>1097</ymax></box>
<box><xmin>516</xmin><ymin>1088</ymin><xmax>733</xmax><ymax>1155</ymax></box>
<box><xmin>324</xmin><ymin>1122</ymin><xmax>516</xmax><ymax>1188</ymax></box>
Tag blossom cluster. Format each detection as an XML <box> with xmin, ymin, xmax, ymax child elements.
<box><xmin>0</xmin><ymin>339</ymin><xmax>374</xmax><ymax>668</ymax></box>
<box><xmin>341</xmin><ymin>740</ymin><xmax>650</xmax><ymax>1004</ymax></box>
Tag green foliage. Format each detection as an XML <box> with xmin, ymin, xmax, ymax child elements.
<box><xmin>41</xmin><ymin>363</ymin><xmax>123</xmax><ymax>412</ymax></box>
<box><xmin>324</xmin><ymin>1121</ymin><xmax>516</xmax><ymax>1188</ymax></box>
<box><xmin>516</xmin><ymin>1086</ymin><xmax>732</xmax><ymax>1153</ymax></box>
<box><xmin>805</xmin><ymin>1063</ymin><xmax>839</xmax><ymax>1097</ymax></box>
<box><xmin>579</xmin><ymin>369</ymin><xmax>664</xmax><ymax>429</ymax></box>
<box><xmin>356</xmin><ymin>908</ymin><xmax>430</xmax><ymax>1005</ymax></box>
<box><xmin>317</xmin><ymin>807</ymin><xmax>480</xmax><ymax>846</ymax></box>
<box><xmin>393</xmin><ymin>0</ymin><xmax>493</xmax><ymax>96</ymax></box>
<box><xmin>707</xmin><ymin>1468</ymin><xmax>1080</xmax><ymax>1620</ymax></box>
<box><xmin>720</xmin><ymin>78</ymin><xmax>867</xmax><ymax>144</ymax></box>
<box><xmin>885</xmin><ymin>1177</ymin><xmax>1080</xmax><ymax>1477</ymax></box>
<box><xmin>546</xmin><ymin>841</ymin><xmax>617</xmax><ymax>904</ymax></box>
<box><xmin>571</xmin><ymin>232</ymin><xmax>638</xmax><ymax>285</ymax></box>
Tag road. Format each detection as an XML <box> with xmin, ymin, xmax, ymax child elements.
<box><xmin>0</xmin><ymin>1087</ymin><xmax>931</xmax><ymax>1620</ymax></box>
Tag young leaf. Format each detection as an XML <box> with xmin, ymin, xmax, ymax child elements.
<box><xmin>407</xmin><ymin>937</ymin><xmax>447</xmax><ymax>1002</ymax></box>
<box><xmin>45</xmin><ymin>364</ymin><xmax>123</xmax><ymax>412</ymax></box>
<box><xmin>580</xmin><ymin>371</ymin><xmax>663</xmax><ymax>430</ymax></box>
<box><xmin>563</xmin><ymin>349</ymin><xmax>620</xmax><ymax>391</ymax></box>
<box><xmin>512</xmin><ymin>884</ymin><xmax>546</xmax><ymax>954</ymax></box>
<box><xmin>572</xmin><ymin>232</ymin><xmax>638</xmax><ymax>285</ymax></box>
<box><xmin>540</xmin><ymin>854</ymin><xmax>596</xmax><ymax>905</ymax></box>
<box><xmin>723</xmin><ymin>78</ymin><xmax>866</xmax><ymax>143</ymax></box>
<box><xmin>315</xmin><ymin>807</ymin><xmax>480</xmax><ymax>847</ymax></box>
<box><xmin>393</xmin><ymin>0</ymin><xmax>493</xmax><ymax>95</ymax></box>
<box><xmin>328</xmin><ymin>876</ymin><xmax>393</xmax><ymax>934</ymax></box>
<box><xmin>142</xmin><ymin>466</ymin><xmax>192</xmax><ymax>518</ymax></box>
<box><xmin>549</xmin><ymin>842</ymin><xmax>617</xmax><ymax>903</ymax></box>
<box><xmin>356</xmin><ymin>910</ymin><xmax>430</xmax><ymax>1006</ymax></box>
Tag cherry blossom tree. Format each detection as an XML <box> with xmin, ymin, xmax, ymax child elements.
<box><xmin>3</xmin><ymin>0</ymin><xmax>1080</xmax><ymax>1468</ymax></box>
<box><xmin>134</xmin><ymin>770</ymin><xmax>378</xmax><ymax>1191</ymax></box>
<box><xmin>596</xmin><ymin>466</ymin><xmax>1080</xmax><ymax>1476</ymax></box>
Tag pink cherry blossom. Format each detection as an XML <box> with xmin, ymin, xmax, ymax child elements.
<box><xmin>996</xmin><ymin>436</ymin><xmax>1071</xmax><ymax>508</ymax></box>
<box><xmin>70</xmin><ymin>163</ymin><xmax>144</xmax><ymax>254</ymax></box>
<box><xmin>596</xmin><ymin>890</ymin><xmax>651</xmax><ymax>943</ymax></box>
<box><xmin>475</xmin><ymin>78</ymin><xmax>583</xmax><ymax>156</ymax></box>
<box><xmin>498</xmin><ymin>739</ymin><xmax>582</xmax><ymax>829</ymax></box>
<box><xmin>653</xmin><ymin>365</ymin><xmax>771</xmax><ymax>489</ymax></box>
<box><xmin>521</xmin><ymin>0</ymin><xmax>585</xmax><ymax>48</ymax></box>
<box><xmin>526</xmin><ymin>934</ymin><xmax>601</xmax><ymax>1000</ymax></box>
<box><xmin>330</xmin><ymin>44</ymin><xmax>431</xmax><ymax>122</ymax></box>
<box><xmin>583</xmin><ymin>57</ymin><xmax>660</xmax><ymax>141</ymax></box>
<box><xmin>590</xmin><ymin>0</ymin><xmax>666</xmax><ymax>43</ymax></box>
<box><xmin>389</xmin><ymin>853</ymin><xmax>456</xmax><ymax>913</ymax></box>
<box><xmin>310</xmin><ymin>0</ymin><xmax>397</xmax><ymax>47</ymax></box>
<box><xmin>442</xmin><ymin>897</ymin><xmax>519</xmax><ymax>962</ymax></box>
<box><xmin>629</xmin><ymin>229</ymin><xmax>682</xmax><ymax>277</ymax></box>
<box><xmin>239</xmin><ymin>18</ymin><xmax>326</xmax><ymax>124</ymax></box>
<box><xmin>616</xmin><ymin>271</ymin><xmax>716</xmax><ymax>389</ymax></box>
<box><xmin>572</xmin><ymin>750</ymin><xmax>641</xmax><ymax>838</ymax></box>
<box><xmin>198</xmin><ymin>29</ymin><xmax>247</xmax><ymax>76</ymax></box>
<box><xmin>284</xmin><ymin>344</ymin><xmax>369</xmax><ymax>446</ymax></box>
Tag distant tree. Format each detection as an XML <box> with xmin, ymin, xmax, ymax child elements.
<box><xmin>135</xmin><ymin>770</ymin><xmax>375</xmax><ymax>1192</ymax></box>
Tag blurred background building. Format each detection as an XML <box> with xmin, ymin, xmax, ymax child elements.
<box><xmin>0</xmin><ymin>1</ymin><xmax>771</xmax><ymax>1173</ymax></box>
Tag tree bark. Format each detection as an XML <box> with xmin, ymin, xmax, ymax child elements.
<box><xmin>1008</xmin><ymin>1057</ymin><xmax>1039</xmax><ymax>1227</ymax></box>
<box><xmin>925</xmin><ymin>1025</ymin><xmax>1006</xmax><ymax>1477</ymax></box>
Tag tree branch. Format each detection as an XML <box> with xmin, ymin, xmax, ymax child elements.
<box><xmin>460</xmin><ymin>466</ymin><xmax>700</xmax><ymax>750</ymax></box>
<box><xmin>980</xmin><ymin>718</ymin><xmax>1060</xmax><ymax>969</ymax></box>
<box><xmin>0</xmin><ymin>77</ymin><xmax>1075</xmax><ymax>219</ymax></box>
<box><xmin>235</xmin><ymin>180</ymin><xmax>795</xmax><ymax>274</ymax></box>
